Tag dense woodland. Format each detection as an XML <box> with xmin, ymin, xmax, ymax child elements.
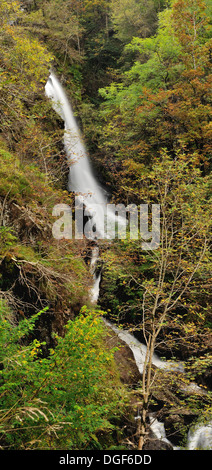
<box><xmin>0</xmin><ymin>0</ymin><xmax>211</xmax><ymax>451</ymax></box>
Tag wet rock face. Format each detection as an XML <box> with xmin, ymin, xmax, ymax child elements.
<box><xmin>197</xmin><ymin>368</ymin><xmax>212</xmax><ymax>390</ymax></box>
<box><xmin>143</xmin><ymin>439</ymin><xmax>173</xmax><ymax>450</ymax></box>
<box><xmin>143</xmin><ymin>428</ymin><xmax>173</xmax><ymax>450</ymax></box>
<box><xmin>105</xmin><ymin>325</ymin><xmax>141</xmax><ymax>385</ymax></box>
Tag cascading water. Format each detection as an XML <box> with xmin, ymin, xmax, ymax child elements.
<box><xmin>45</xmin><ymin>71</ymin><xmax>115</xmax><ymax>304</ymax></box>
<box><xmin>45</xmin><ymin>72</ymin><xmax>211</xmax><ymax>451</ymax></box>
<box><xmin>45</xmin><ymin>71</ymin><xmax>125</xmax><ymax>240</ymax></box>
<box><xmin>149</xmin><ymin>415</ymin><xmax>173</xmax><ymax>448</ymax></box>
<box><xmin>45</xmin><ymin>72</ymin><xmax>105</xmax><ymax>237</ymax></box>
<box><xmin>187</xmin><ymin>422</ymin><xmax>212</xmax><ymax>450</ymax></box>
<box><xmin>89</xmin><ymin>245</ymin><xmax>101</xmax><ymax>303</ymax></box>
<box><xmin>45</xmin><ymin>72</ymin><xmax>101</xmax><ymax>198</ymax></box>
<box><xmin>104</xmin><ymin>320</ymin><xmax>184</xmax><ymax>374</ymax></box>
<box><xmin>45</xmin><ymin>71</ymin><xmax>126</xmax><ymax>302</ymax></box>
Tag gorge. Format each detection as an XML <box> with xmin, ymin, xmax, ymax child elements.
<box><xmin>0</xmin><ymin>0</ymin><xmax>211</xmax><ymax>455</ymax></box>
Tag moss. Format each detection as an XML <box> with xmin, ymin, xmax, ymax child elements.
<box><xmin>0</xmin><ymin>143</ymin><xmax>50</xmax><ymax>204</ymax></box>
<box><xmin>0</xmin><ymin>227</ymin><xmax>17</xmax><ymax>254</ymax></box>
<box><xmin>0</xmin><ymin>148</ymin><xmax>32</xmax><ymax>200</ymax></box>
<box><xmin>0</xmin><ymin>140</ymin><xmax>64</xmax><ymax>211</ymax></box>
<box><xmin>12</xmin><ymin>245</ymin><xmax>40</xmax><ymax>263</ymax></box>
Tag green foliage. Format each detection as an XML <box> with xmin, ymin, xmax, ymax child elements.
<box><xmin>0</xmin><ymin>146</ymin><xmax>33</xmax><ymax>201</ymax></box>
<box><xmin>0</xmin><ymin>0</ymin><xmax>67</xmax><ymax>184</ymax></box>
<box><xmin>0</xmin><ymin>302</ymin><xmax>125</xmax><ymax>449</ymax></box>
<box><xmin>98</xmin><ymin>0</ymin><xmax>212</xmax><ymax>175</ymax></box>
<box><xmin>99</xmin><ymin>7</ymin><xmax>182</xmax><ymax>104</ymax></box>
<box><xmin>0</xmin><ymin>227</ymin><xmax>17</xmax><ymax>253</ymax></box>
<box><xmin>0</xmin><ymin>141</ymin><xmax>90</xmax><ymax>316</ymax></box>
<box><xmin>23</xmin><ymin>0</ymin><xmax>83</xmax><ymax>65</ymax></box>
<box><xmin>0</xmin><ymin>140</ymin><xmax>66</xmax><ymax>208</ymax></box>
<box><xmin>110</xmin><ymin>0</ymin><xmax>168</xmax><ymax>43</ymax></box>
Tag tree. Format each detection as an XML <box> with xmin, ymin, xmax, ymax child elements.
<box><xmin>22</xmin><ymin>0</ymin><xmax>83</xmax><ymax>63</ymax></box>
<box><xmin>110</xmin><ymin>0</ymin><xmax>166</xmax><ymax>43</ymax></box>
<box><xmin>0</xmin><ymin>0</ymin><xmax>69</xmax><ymax>183</ymax></box>
<box><xmin>98</xmin><ymin>0</ymin><xmax>212</xmax><ymax>189</ymax></box>
<box><xmin>129</xmin><ymin>151</ymin><xmax>211</xmax><ymax>449</ymax></box>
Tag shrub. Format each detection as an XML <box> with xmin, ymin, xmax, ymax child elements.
<box><xmin>0</xmin><ymin>301</ymin><xmax>124</xmax><ymax>449</ymax></box>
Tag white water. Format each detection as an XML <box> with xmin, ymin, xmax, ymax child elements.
<box><xmin>149</xmin><ymin>417</ymin><xmax>212</xmax><ymax>451</ymax></box>
<box><xmin>187</xmin><ymin>422</ymin><xmax>212</xmax><ymax>450</ymax></box>
<box><xmin>90</xmin><ymin>246</ymin><xmax>101</xmax><ymax>303</ymax></box>
<box><xmin>149</xmin><ymin>415</ymin><xmax>173</xmax><ymax>448</ymax></box>
<box><xmin>45</xmin><ymin>72</ymin><xmax>125</xmax><ymax>239</ymax></box>
<box><xmin>104</xmin><ymin>320</ymin><xmax>184</xmax><ymax>374</ymax></box>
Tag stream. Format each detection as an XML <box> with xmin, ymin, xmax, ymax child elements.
<box><xmin>45</xmin><ymin>72</ymin><xmax>212</xmax><ymax>451</ymax></box>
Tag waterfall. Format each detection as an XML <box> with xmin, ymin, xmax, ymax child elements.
<box><xmin>90</xmin><ymin>246</ymin><xmax>101</xmax><ymax>303</ymax></box>
<box><xmin>149</xmin><ymin>414</ymin><xmax>173</xmax><ymax>448</ymax></box>
<box><xmin>104</xmin><ymin>320</ymin><xmax>184</xmax><ymax>374</ymax></box>
<box><xmin>148</xmin><ymin>417</ymin><xmax>212</xmax><ymax>451</ymax></box>
<box><xmin>45</xmin><ymin>72</ymin><xmax>105</xmax><ymax>306</ymax></box>
<box><xmin>45</xmin><ymin>71</ymin><xmax>125</xmax><ymax>240</ymax></box>
<box><xmin>187</xmin><ymin>422</ymin><xmax>212</xmax><ymax>450</ymax></box>
<box><xmin>149</xmin><ymin>419</ymin><xmax>212</xmax><ymax>450</ymax></box>
<box><xmin>45</xmin><ymin>72</ymin><xmax>105</xmax><ymax>237</ymax></box>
